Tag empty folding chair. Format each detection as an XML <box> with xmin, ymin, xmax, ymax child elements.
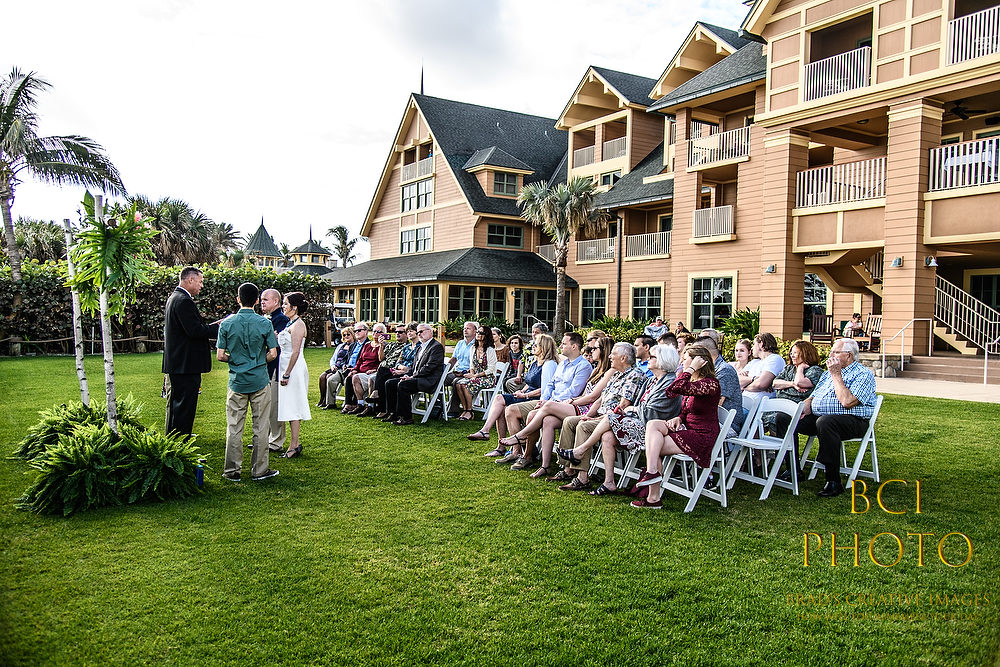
<box><xmin>660</xmin><ymin>407</ymin><xmax>737</xmax><ymax>512</ymax></box>
<box><xmin>726</xmin><ymin>397</ymin><xmax>806</xmax><ymax>500</ymax></box>
<box><xmin>800</xmin><ymin>395</ymin><xmax>883</xmax><ymax>488</ymax></box>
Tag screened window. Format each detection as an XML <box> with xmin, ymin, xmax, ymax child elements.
<box><xmin>581</xmin><ymin>288</ymin><xmax>607</xmax><ymax>326</ymax></box>
<box><xmin>631</xmin><ymin>286</ymin><xmax>662</xmax><ymax>323</ymax></box>
<box><xmin>411</xmin><ymin>285</ymin><xmax>440</xmax><ymax>323</ymax></box>
<box><xmin>600</xmin><ymin>171</ymin><xmax>621</xmax><ymax>186</ymax></box>
<box><xmin>401</xmin><ymin>183</ymin><xmax>417</xmax><ymax>212</ymax></box>
<box><xmin>493</xmin><ymin>172</ymin><xmax>518</xmax><ymax>196</ymax></box>
<box><xmin>478</xmin><ymin>287</ymin><xmax>506</xmax><ymax>319</ymax></box>
<box><xmin>448</xmin><ymin>286</ymin><xmax>477</xmax><ymax>320</ymax></box>
<box><xmin>383</xmin><ymin>286</ymin><xmax>405</xmax><ymax>323</ymax></box>
<box><xmin>487</xmin><ymin>224</ymin><xmax>523</xmax><ymax>248</ymax></box>
<box><xmin>691</xmin><ymin>277</ymin><xmax>733</xmax><ymax>329</ymax></box>
<box><xmin>359</xmin><ymin>288</ymin><xmax>379</xmax><ymax>322</ymax></box>
<box><xmin>416</xmin><ymin>178</ymin><xmax>433</xmax><ymax>208</ymax></box>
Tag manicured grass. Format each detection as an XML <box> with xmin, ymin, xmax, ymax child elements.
<box><xmin>1</xmin><ymin>351</ymin><xmax>999</xmax><ymax>665</ymax></box>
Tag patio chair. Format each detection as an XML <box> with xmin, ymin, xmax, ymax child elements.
<box><xmin>472</xmin><ymin>362</ymin><xmax>508</xmax><ymax>419</ymax></box>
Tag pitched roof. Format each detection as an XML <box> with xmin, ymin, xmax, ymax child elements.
<box><xmin>322</xmin><ymin>247</ymin><xmax>578</xmax><ymax>289</ymax></box>
<box><xmin>648</xmin><ymin>42</ymin><xmax>766</xmax><ymax>112</ymax></box>
<box><xmin>244</xmin><ymin>221</ymin><xmax>282</xmax><ymax>257</ymax></box>
<box><xmin>650</xmin><ymin>22</ymin><xmax>755</xmax><ymax>100</ymax></box>
<box><xmin>291</xmin><ymin>230</ymin><xmax>331</xmax><ymax>255</ymax></box>
<box><xmin>590</xmin><ymin>67</ymin><xmax>659</xmax><ymax>107</ymax></box>
<box><xmin>413</xmin><ymin>95</ymin><xmax>567</xmax><ymax>218</ymax></box>
<box><xmin>462</xmin><ymin>146</ymin><xmax>533</xmax><ymax>171</ymax></box>
<box><xmin>594</xmin><ymin>143</ymin><xmax>674</xmax><ymax>210</ymax></box>
<box><xmin>290</xmin><ymin>264</ymin><xmax>335</xmax><ymax>277</ymax></box>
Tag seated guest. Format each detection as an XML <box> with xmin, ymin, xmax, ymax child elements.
<box><xmin>676</xmin><ymin>332</ymin><xmax>696</xmax><ymax>354</ymax></box>
<box><xmin>633</xmin><ymin>335</ymin><xmax>656</xmax><ymax>378</ymax></box>
<box><xmin>644</xmin><ymin>316</ymin><xmax>667</xmax><ymax>339</ymax></box>
<box><xmin>774</xmin><ymin>338</ymin><xmax>876</xmax><ymax>497</ymax></box>
<box><xmin>559</xmin><ymin>344</ymin><xmax>682</xmax><ymax>495</ymax></box>
<box><xmin>507</xmin><ymin>325</ymin><xmax>547</xmax><ymax>392</ymax></box>
<box><xmin>695</xmin><ymin>334</ymin><xmax>744</xmax><ymax>437</ymax></box>
<box><xmin>741</xmin><ymin>332</ymin><xmax>785</xmax><ymax>402</ymax></box>
<box><xmin>445</xmin><ymin>321</ymin><xmax>478</xmax><ymax>414</ymax></box>
<box><xmin>631</xmin><ymin>345</ymin><xmax>722</xmax><ymax>509</ymax></box>
<box><xmin>341</xmin><ymin>323</ymin><xmax>381</xmax><ymax>413</ymax></box>
<box><xmin>318</xmin><ymin>327</ymin><xmax>356</xmax><ymax>408</ymax></box>
<box><xmin>730</xmin><ymin>338</ymin><xmax>753</xmax><ymax>374</ymax></box>
<box><xmin>382</xmin><ymin>323</ymin><xmax>446</xmax><ymax>426</ymax></box>
<box><xmin>657</xmin><ymin>331</ymin><xmax>678</xmax><ymax>348</ymax></box>
<box><xmin>843</xmin><ymin>313</ymin><xmax>865</xmax><ymax>338</ymax></box>
<box><xmin>585</xmin><ymin>329</ymin><xmax>608</xmax><ymax>347</ymax></box>
<box><xmin>453</xmin><ymin>326</ymin><xmax>498</xmax><ymax>421</ymax></box>
<box><xmin>355</xmin><ymin>323</ymin><xmax>407</xmax><ymax>417</ymax></box>
<box><xmin>550</xmin><ymin>342</ymin><xmax>646</xmax><ymax>490</ymax></box>
<box><xmin>492</xmin><ymin>328</ymin><xmax>508</xmax><ymax>363</ymax></box>
<box><xmin>674</xmin><ymin>321</ymin><xmax>691</xmax><ymax>334</ymax></box>
<box><xmin>501</xmin><ymin>334</ymin><xmax>525</xmax><ymax>386</ymax></box>
<box><xmin>764</xmin><ymin>339</ymin><xmax>824</xmax><ymax>435</ymax></box>
<box><xmin>476</xmin><ymin>335</ymin><xmax>558</xmax><ymax>450</ymax></box>
<box><xmin>370</xmin><ymin>322</ymin><xmax>420</xmax><ymax>419</ymax></box>
<box><xmin>496</xmin><ymin>332</ymin><xmax>592</xmax><ymax>473</ymax></box>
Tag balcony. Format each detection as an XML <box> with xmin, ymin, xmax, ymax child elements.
<box><xmin>795</xmin><ymin>157</ymin><xmax>886</xmax><ymax>208</ymax></box>
<box><xmin>692</xmin><ymin>206</ymin><xmax>735</xmax><ymax>242</ymax></box>
<box><xmin>802</xmin><ymin>47</ymin><xmax>871</xmax><ymax>102</ymax></box>
<box><xmin>948</xmin><ymin>5</ymin><xmax>1000</xmax><ymax>65</ymax></box>
<box><xmin>689</xmin><ymin>126</ymin><xmax>751</xmax><ymax>168</ymax></box>
<box><xmin>573</xmin><ymin>145</ymin><xmax>595</xmax><ymax>168</ymax></box>
<box><xmin>625</xmin><ymin>231</ymin><xmax>671</xmax><ymax>258</ymax></box>
<box><xmin>535</xmin><ymin>244</ymin><xmax>556</xmax><ymax>264</ymax></box>
<box><xmin>603</xmin><ymin>137</ymin><xmax>627</xmax><ymax>160</ymax></box>
<box><xmin>401</xmin><ymin>156</ymin><xmax>434</xmax><ymax>182</ymax></box>
<box><xmin>576</xmin><ymin>237</ymin><xmax>615</xmax><ymax>262</ymax></box>
<box><xmin>929</xmin><ymin>136</ymin><xmax>1000</xmax><ymax>191</ymax></box>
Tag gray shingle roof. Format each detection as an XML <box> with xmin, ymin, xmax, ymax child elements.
<box><xmin>648</xmin><ymin>42</ymin><xmax>766</xmax><ymax>112</ymax></box>
<box><xmin>290</xmin><ymin>264</ymin><xmax>335</xmax><ymax>277</ymax></box>
<box><xmin>291</xmin><ymin>235</ymin><xmax>332</xmax><ymax>255</ymax></box>
<box><xmin>244</xmin><ymin>222</ymin><xmax>282</xmax><ymax>257</ymax></box>
<box><xmin>595</xmin><ymin>143</ymin><xmax>674</xmax><ymax>210</ymax></box>
<box><xmin>322</xmin><ymin>247</ymin><xmax>578</xmax><ymax>289</ymax></box>
<box><xmin>413</xmin><ymin>95</ymin><xmax>567</xmax><ymax>218</ymax></box>
<box><xmin>591</xmin><ymin>67</ymin><xmax>659</xmax><ymax>107</ymax></box>
<box><xmin>462</xmin><ymin>146</ymin><xmax>533</xmax><ymax>171</ymax></box>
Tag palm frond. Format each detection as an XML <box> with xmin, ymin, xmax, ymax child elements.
<box><xmin>20</xmin><ymin>135</ymin><xmax>125</xmax><ymax>195</ymax></box>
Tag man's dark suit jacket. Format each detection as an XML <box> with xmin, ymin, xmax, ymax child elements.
<box><xmin>163</xmin><ymin>287</ymin><xmax>219</xmax><ymax>374</ymax></box>
<box><xmin>410</xmin><ymin>339</ymin><xmax>445</xmax><ymax>388</ymax></box>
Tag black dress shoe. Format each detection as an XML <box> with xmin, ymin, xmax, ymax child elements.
<box><xmin>817</xmin><ymin>480</ymin><xmax>844</xmax><ymax>498</ymax></box>
<box><xmin>356</xmin><ymin>406</ymin><xmax>377</xmax><ymax>417</ymax></box>
<box><xmin>393</xmin><ymin>417</ymin><xmax>415</xmax><ymax>426</ymax></box>
<box><xmin>380</xmin><ymin>413</ymin><xmax>397</xmax><ymax>423</ymax></box>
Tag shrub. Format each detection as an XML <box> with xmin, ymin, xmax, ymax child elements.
<box><xmin>118</xmin><ymin>425</ymin><xmax>204</xmax><ymax>504</ymax></box>
<box><xmin>11</xmin><ymin>394</ymin><xmax>146</xmax><ymax>461</ymax></box>
<box><xmin>719</xmin><ymin>307</ymin><xmax>760</xmax><ymax>341</ymax></box>
<box><xmin>435</xmin><ymin>317</ymin><xmax>517</xmax><ymax>340</ymax></box>
<box><xmin>578</xmin><ymin>315</ymin><xmax>645</xmax><ymax>343</ymax></box>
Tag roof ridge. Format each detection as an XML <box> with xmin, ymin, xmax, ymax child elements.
<box><xmin>413</xmin><ymin>93</ymin><xmax>558</xmax><ymax>125</ymax></box>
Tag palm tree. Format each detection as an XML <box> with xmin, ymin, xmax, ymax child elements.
<box><xmin>326</xmin><ymin>225</ymin><xmax>359</xmax><ymax>267</ymax></box>
<box><xmin>279</xmin><ymin>242</ymin><xmax>293</xmax><ymax>267</ymax></box>
<box><xmin>13</xmin><ymin>217</ymin><xmax>66</xmax><ymax>261</ymax></box>
<box><xmin>517</xmin><ymin>176</ymin><xmax>609</xmax><ymax>339</ymax></box>
<box><xmin>1</xmin><ymin>68</ymin><xmax>125</xmax><ymax>280</ymax></box>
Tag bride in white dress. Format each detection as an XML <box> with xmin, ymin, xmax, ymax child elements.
<box><xmin>278</xmin><ymin>292</ymin><xmax>311</xmax><ymax>457</ymax></box>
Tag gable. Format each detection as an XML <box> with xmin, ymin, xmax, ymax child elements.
<box><xmin>651</xmin><ymin>23</ymin><xmax>751</xmax><ymax>100</ymax></box>
<box><xmin>556</xmin><ymin>67</ymin><xmax>658</xmax><ymax>130</ymax></box>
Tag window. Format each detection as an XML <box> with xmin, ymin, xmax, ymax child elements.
<box><xmin>600</xmin><ymin>171</ymin><xmax>621</xmax><ymax>186</ymax></box>
<box><xmin>448</xmin><ymin>286</ymin><xmax>477</xmax><ymax>320</ymax></box>
<box><xmin>658</xmin><ymin>215</ymin><xmax>673</xmax><ymax>232</ymax></box>
<box><xmin>487</xmin><ymin>224</ymin><xmax>523</xmax><ymax>248</ymax></box>
<box><xmin>337</xmin><ymin>289</ymin><xmax>354</xmax><ymax>304</ymax></box>
<box><xmin>402</xmin><ymin>177</ymin><xmax>433</xmax><ymax>212</ymax></box>
<box><xmin>411</xmin><ymin>285</ymin><xmax>440</xmax><ymax>322</ymax></box>
<box><xmin>493</xmin><ymin>172</ymin><xmax>518</xmax><ymax>196</ymax></box>
<box><xmin>691</xmin><ymin>277</ymin><xmax>733</xmax><ymax>329</ymax></box>
<box><xmin>359</xmin><ymin>288</ymin><xmax>379</xmax><ymax>322</ymax></box>
<box><xmin>383</xmin><ymin>286</ymin><xmax>405</xmax><ymax>322</ymax></box>
<box><xmin>803</xmin><ymin>273</ymin><xmax>828</xmax><ymax>332</ymax></box>
<box><xmin>478</xmin><ymin>287</ymin><xmax>506</xmax><ymax>319</ymax></box>
<box><xmin>400</xmin><ymin>226</ymin><xmax>431</xmax><ymax>254</ymax></box>
<box><xmin>534</xmin><ymin>290</ymin><xmax>557</xmax><ymax>329</ymax></box>
<box><xmin>401</xmin><ymin>183</ymin><xmax>417</xmax><ymax>212</ymax></box>
<box><xmin>311</xmin><ymin>255</ymin><xmax>319</xmax><ymax>263</ymax></box>
<box><xmin>970</xmin><ymin>273</ymin><xmax>1000</xmax><ymax>309</ymax></box>
<box><xmin>581</xmin><ymin>288</ymin><xmax>607</xmax><ymax>326</ymax></box>
<box><xmin>631</xmin><ymin>286</ymin><xmax>662</xmax><ymax>323</ymax></box>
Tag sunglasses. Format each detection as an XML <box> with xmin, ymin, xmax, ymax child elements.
<box><xmin>354</xmin><ymin>328</ymin><xmax>365</xmax><ymax>332</ymax></box>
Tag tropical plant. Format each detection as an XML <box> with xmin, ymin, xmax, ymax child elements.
<box><xmin>326</xmin><ymin>225</ymin><xmax>359</xmax><ymax>267</ymax></box>
<box><xmin>517</xmin><ymin>176</ymin><xmax>610</xmax><ymax>339</ymax></box>
<box><xmin>11</xmin><ymin>400</ymin><xmax>96</xmax><ymax>461</ymax></box>
<box><xmin>436</xmin><ymin>316</ymin><xmax>517</xmax><ymax>340</ymax></box>
<box><xmin>117</xmin><ymin>425</ymin><xmax>204</xmax><ymax>504</ymax></box>
<box><xmin>578</xmin><ymin>315</ymin><xmax>645</xmax><ymax>343</ymax></box>
<box><xmin>0</xmin><ymin>68</ymin><xmax>125</xmax><ymax>280</ymax></box>
<box><xmin>9</xmin><ymin>217</ymin><xmax>66</xmax><ymax>261</ymax></box>
<box><xmin>279</xmin><ymin>242</ymin><xmax>293</xmax><ymax>267</ymax></box>
<box><xmin>719</xmin><ymin>306</ymin><xmax>760</xmax><ymax>341</ymax></box>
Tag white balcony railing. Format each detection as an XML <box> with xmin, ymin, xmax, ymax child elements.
<box><xmin>576</xmin><ymin>237</ymin><xmax>615</xmax><ymax>262</ymax></box>
<box><xmin>624</xmin><ymin>231</ymin><xmax>671</xmax><ymax>258</ymax></box>
<box><xmin>948</xmin><ymin>5</ymin><xmax>1000</xmax><ymax>65</ymax></box>
<box><xmin>803</xmin><ymin>46</ymin><xmax>871</xmax><ymax>102</ymax></box>
<box><xmin>863</xmin><ymin>249</ymin><xmax>884</xmax><ymax>283</ymax></box>
<box><xmin>692</xmin><ymin>206</ymin><xmax>734</xmax><ymax>238</ymax></box>
<box><xmin>535</xmin><ymin>244</ymin><xmax>556</xmax><ymax>264</ymax></box>
<box><xmin>690</xmin><ymin>120</ymin><xmax>718</xmax><ymax>139</ymax></box>
<box><xmin>689</xmin><ymin>126</ymin><xmax>752</xmax><ymax>167</ymax></box>
<box><xmin>602</xmin><ymin>136</ymin><xmax>627</xmax><ymax>160</ymax></box>
<box><xmin>401</xmin><ymin>156</ymin><xmax>434</xmax><ymax>182</ymax></box>
<box><xmin>929</xmin><ymin>136</ymin><xmax>1000</xmax><ymax>191</ymax></box>
<box><xmin>573</xmin><ymin>145</ymin><xmax>595</xmax><ymax>168</ymax></box>
<box><xmin>795</xmin><ymin>157</ymin><xmax>886</xmax><ymax>208</ymax></box>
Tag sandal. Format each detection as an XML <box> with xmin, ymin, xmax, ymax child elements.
<box><xmin>468</xmin><ymin>430</ymin><xmax>490</xmax><ymax>441</ymax></box>
<box><xmin>528</xmin><ymin>466</ymin><xmax>550</xmax><ymax>479</ymax></box>
<box><xmin>589</xmin><ymin>484</ymin><xmax>618</xmax><ymax>496</ymax></box>
<box><xmin>484</xmin><ymin>446</ymin><xmax>507</xmax><ymax>458</ymax></box>
<box><xmin>282</xmin><ymin>446</ymin><xmax>302</xmax><ymax>459</ymax></box>
<box><xmin>457</xmin><ymin>411</ymin><xmax>474</xmax><ymax>421</ymax></box>
<box><xmin>559</xmin><ymin>477</ymin><xmax>591</xmax><ymax>491</ymax></box>
<box><xmin>556</xmin><ymin>448</ymin><xmax>582</xmax><ymax>465</ymax></box>
<box><xmin>499</xmin><ymin>434</ymin><xmax>526</xmax><ymax>448</ymax></box>
<box><xmin>545</xmin><ymin>469</ymin><xmax>574</xmax><ymax>482</ymax></box>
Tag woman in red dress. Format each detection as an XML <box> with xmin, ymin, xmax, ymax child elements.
<box><xmin>631</xmin><ymin>345</ymin><xmax>721</xmax><ymax>509</ymax></box>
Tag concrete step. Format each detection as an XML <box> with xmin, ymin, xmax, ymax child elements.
<box><xmin>895</xmin><ymin>355</ymin><xmax>1000</xmax><ymax>384</ymax></box>
<box><xmin>932</xmin><ymin>325</ymin><xmax>978</xmax><ymax>356</ymax></box>
<box><xmin>896</xmin><ymin>368</ymin><xmax>1000</xmax><ymax>384</ymax></box>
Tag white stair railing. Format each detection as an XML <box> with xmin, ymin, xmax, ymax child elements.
<box><xmin>535</xmin><ymin>244</ymin><xmax>556</xmax><ymax>264</ymax></box>
<box><xmin>935</xmin><ymin>275</ymin><xmax>1000</xmax><ymax>351</ymax></box>
<box><xmin>948</xmin><ymin>4</ymin><xmax>1000</xmax><ymax>65</ymax></box>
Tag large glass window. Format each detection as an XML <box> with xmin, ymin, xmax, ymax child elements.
<box><xmin>359</xmin><ymin>288</ymin><xmax>379</xmax><ymax>322</ymax></box>
<box><xmin>383</xmin><ymin>286</ymin><xmax>405</xmax><ymax>323</ymax></box>
<box><xmin>478</xmin><ymin>287</ymin><xmax>506</xmax><ymax>319</ymax></box>
<box><xmin>448</xmin><ymin>286</ymin><xmax>477</xmax><ymax>320</ymax></box>
<box><xmin>631</xmin><ymin>286</ymin><xmax>662</xmax><ymax>323</ymax></box>
<box><xmin>581</xmin><ymin>288</ymin><xmax>607</xmax><ymax>326</ymax></box>
<box><xmin>493</xmin><ymin>172</ymin><xmax>518</xmax><ymax>196</ymax></box>
<box><xmin>337</xmin><ymin>289</ymin><xmax>354</xmax><ymax>304</ymax></box>
<box><xmin>411</xmin><ymin>285</ymin><xmax>440</xmax><ymax>323</ymax></box>
<box><xmin>401</xmin><ymin>178</ymin><xmax>433</xmax><ymax>212</ymax></box>
<box><xmin>513</xmin><ymin>289</ymin><xmax>558</xmax><ymax>331</ymax></box>
<box><xmin>803</xmin><ymin>273</ymin><xmax>828</xmax><ymax>332</ymax></box>
<box><xmin>487</xmin><ymin>224</ymin><xmax>523</xmax><ymax>248</ymax></box>
<box><xmin>970</xmin><ymin>273</ymin><xmax>1000</xmax><ymax>309</ymax></box>
<box><xmin>400</xmin><ymin>226</ymin><xmax>431</xmax><ymax>254</ymax></box>
<box><xmin>691</xmin><ymin>277</ymin><xmax>733</xmax><ymax>329</ymax></box>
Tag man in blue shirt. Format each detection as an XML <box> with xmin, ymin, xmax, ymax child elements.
<box><xmin>260</xmin><ymin>288</ymin><xmax>289</xmax><ymax>453</ymax></box>
<box><xmin>633</xmin><ymin>335</ymin><xmax>656</xmax><ymax>378</ymax></box>
<box><xmin>217</xmin><ymin>283</ymin><xmax>279</xmax><ymax>482</ymax></box>
<box><xmin>776</xmin><ymin>338</ymin><xmax>876</xmax><ymax>498</ymax></box>
<box><xmin>444</xmin><ymin>320</ymin><xmax>477</xmax><ymax>415</ymax></box>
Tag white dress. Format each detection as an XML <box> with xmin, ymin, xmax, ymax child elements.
<box><xmin>277</xmin><ymin>328</ymin><xmax>311</xmax><ymax>422</ymax></box>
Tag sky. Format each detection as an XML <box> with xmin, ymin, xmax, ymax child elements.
<box><xmin>7</xmin><ymin>0</ymin><xmax>748</xmax><ymax>262</ymax></box>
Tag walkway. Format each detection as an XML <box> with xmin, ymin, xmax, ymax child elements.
<box><xmin>876</xmin><ymin>377</ymin><xmax>1000</xmax><ymax>404</ymax></box>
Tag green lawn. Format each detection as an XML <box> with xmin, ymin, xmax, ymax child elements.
<box><xmin>1</xmin><ymin>351</ymin><xmax>998</xmax><ymax>666</ymax></box>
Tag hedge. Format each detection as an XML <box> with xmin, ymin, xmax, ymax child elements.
<box><xmin>0</xmin><ymin>261</ymin><xmax>333</xmax><ymax>354</ymax></box>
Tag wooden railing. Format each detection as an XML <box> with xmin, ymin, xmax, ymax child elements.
<box><xmin>624</xmin><ymin>231</ymin><xmax>671</xmax><ymax>258</ymax></box>
<box><xmin>602</xmin><ymin>137</ymin><xmax>627</xmax><ymax>160</ymax></box>
<box><xmin>803</xmin><ymin>46</ymin><xmax>871</xmax><ymax>102</ymax></box>
<box><xmin>689</xmin><ymin>126</ymin><xmax>751</xmax><ymax>167</ymax></box>
<box><xmin>400</xmin><ymin>156</ymin><xmax>433</xmax><ymax>182</ymax></box>
<box><xmin>862</xmin><ymin>249</ymin><xmax>884</xmax><ymax>283</ymax></box>
<box><xmin>795</xmin><ymin>157</ymin><xmax>886</xmax><ymax>208</ymax></box>
<box><xmin>576</xmin><ymin>238</ymin><xmax>615</xmax><ymax>262</ymax></box>
<box><xmin>692</xmin><ymin>206</ymin><xmax>734</xmax><ymax>238</ymax></box>
<box><xmin>948</xmin><ymin>4</ymin><xmax>1000</xmax><ymax>65</ymax></box>
<box><xmin>928</xmin><ymin>136</ymin><xmax>1000</xmax><ymax>190</ymax></box>
<box><xmin>573</xmin><ymin>145</ymin><xmax>595</xmax><ymax>168</ymax></box>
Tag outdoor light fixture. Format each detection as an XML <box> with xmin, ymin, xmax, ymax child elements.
<box><xmin>890</xmin><ymin>257</ymin><xmax>903</xmax><ymax>268</ymax></box>
<box><xmin>764</xmin><ymin>264</ymin><xmax>776</xmax><ymax>274</ymax></box>
<box><xmin>925</xmin><ymin>256</ymin><xmax>938</xmax><ymax>267</ymax></box>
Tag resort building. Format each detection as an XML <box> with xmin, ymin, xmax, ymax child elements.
<box><xmin>244</xmin><ymin>220</ymin><xmax>284</xmax><ymax>269</ymax></box>
<box><xmin>289</xmin><ymin>229</ymin><xmax>336</xmax><ymax>277</ymax></box>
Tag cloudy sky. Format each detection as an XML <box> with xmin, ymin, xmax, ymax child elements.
<box><xmin>8</xmin><ymin>0</ymin><xmax>748</xmax><ymax>260</ymax></box>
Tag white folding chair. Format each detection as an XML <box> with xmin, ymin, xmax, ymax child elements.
<box><xmin>726</xmin><ymin>397</ymin><xmax>806</xmax><ymax>500</ymax></box>
<box><xmin>727</xmin><ymin>393</ymin><xmax>762</xmax><ymax>446</ymax></box>
<box><xmin>589</xmin><ymin>440</ymin><xmax>644</xmax><ymax>490</ymax></box>
<box><xmin>799</xmin><ymin>395</ymin><xmax>883</xmax><ymax>488</ymax></box>
<box><xmin>660</xmin><ymin>407</ymin><xmax>737</xmax><ymax>512</ymax></box>
<box><xmin>473</xmin><ymin>362</ymin><xmax>508</xmax><ymax>419</ymax></box>
<box><xmin>411</xmin><ymin>371</ymin><xmax>450</xmax><ymax>424</ymax></box>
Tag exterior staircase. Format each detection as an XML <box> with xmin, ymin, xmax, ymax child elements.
<box><xmin>934</xmin><ymin>276</ymin><xmax>1000</xmax><ymax>357</ymax></box>
<box><xmin>932</xmin><ymin>324</ymin><xmax>978</xmax><ymax>355</ymax></box>
<box><xmin>896</xmin><ymin>353</ymin><xmax>1000</xmax><ymax>385</ymax></box>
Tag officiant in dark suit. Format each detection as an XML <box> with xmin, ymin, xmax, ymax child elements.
<box><xmin>383</xmin><ymin>323</ymin><xmax>445</xmax><ymax>426</ymax></box>
<box><xmin>163</xmin><ymin>266</ymin><xmax>221</xmax><ymax>436</ymax></box>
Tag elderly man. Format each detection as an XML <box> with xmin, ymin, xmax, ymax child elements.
<box><xmin>259</xmin><ymin>288</ymin><xmax>289</xmax><ymax>452</ymax></box>
<box><xmin>341</xmin><ymin>322</ymin><xmax>381</xmax><ymax>414</ymax></box>
<box><xmin>776</xmin><ymin>338</ymin><xmax>876</xmax><ymax>498</ymax></box>
<box><xmin>384</xmin><ymin>323</ymin><xmax>446</xmax><ymax>426</ymax></box>
<box><xmin>444</xmin><ymin>320</ymin><xmax>477</xmax><ymax>414</ymax></box>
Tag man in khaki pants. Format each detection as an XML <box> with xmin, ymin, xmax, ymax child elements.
<box><xmin>217</xmin><ymin>283</ymin><xmax>280</xmax><ymax>482</ymax></box>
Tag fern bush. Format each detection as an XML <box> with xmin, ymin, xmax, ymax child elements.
<box><xmin>118</xmin><ymin>426</ymin><xmax>203</xmax><ymax>504</ymax></box>
<box><xmin>11</xmin><ymin>394</ymin><xmax>146</xmax><ymax>461</ymax></box>
<box><xmin>579</xmin><ymin>316</ymin><xmax>645</xmax><ymax>343</ymax></box>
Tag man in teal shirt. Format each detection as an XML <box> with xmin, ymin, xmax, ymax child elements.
<box><xmin>217</xmin><ymin>282</ymin><xmax>280</xmax><ymax>482</ymax></box>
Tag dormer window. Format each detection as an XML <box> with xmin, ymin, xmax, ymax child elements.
<box><xmin>493</xmin><ymin>172</ymin><xmax>518</xmax><ymax>196</ymax></box>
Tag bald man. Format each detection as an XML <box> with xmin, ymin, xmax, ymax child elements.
<box><xmin>260</xmin><ymin>288</ymin><xmax>290</xmax><ymax>452</ymax></box>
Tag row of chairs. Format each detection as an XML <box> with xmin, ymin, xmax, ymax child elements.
<box><xmin>411</xmin><ymin>362</ymin><xmax>509</xmax><ymax>423</ymax></box>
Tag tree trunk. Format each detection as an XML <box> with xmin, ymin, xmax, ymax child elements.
<box><xmin>554</xmin><ymin>242</ymin><xmax>569</xmax><ymax>340</ymax></box>
<box><xmin>0</xmin><ymin>181</ymin><xmax>22</xmax><ymax>282</ymax></box>
<box><xmin>62</xmin><ymin>219</ymin><xmax>90</xmax><ymax>407</ymax></box>
<box><xmin>95</xmin><ymin>196</ymin><xmax>117</xmax><ymax>433</ymax></box>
